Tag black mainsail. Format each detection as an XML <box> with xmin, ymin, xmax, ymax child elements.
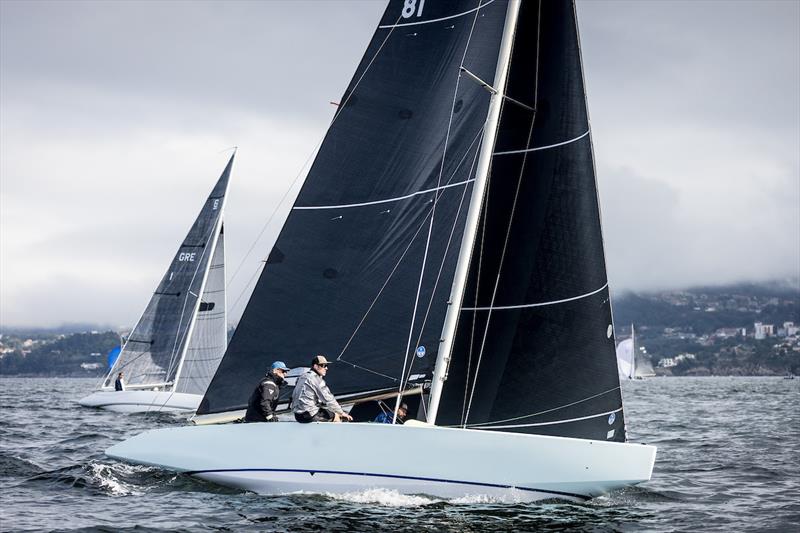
<box><xmin>434</xmin><ymin>0</ymin><xmax>626</xmax><ymax>441</ymax></box>
<box><xmin>105</xmin><ymin>155</ymin><xmax>233</xmax><ymax>391</ymax></box>
<box><xmin>198</xmin><ymin>0</ymin><xmax>510</xmax><ymax>416</ymax></box>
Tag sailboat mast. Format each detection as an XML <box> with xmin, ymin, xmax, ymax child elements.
<box><xmin>631</xmin><ymin>323</ymin><xmax>636</xmax><ymax>378</ymax></box>
<box><xmin>222</xmin><ymin>220</ymin><xmax>228</xmax><ymax>354</ymax></box>
<box><xmin>172</xmin><ymin>161</ymin><xmax>233</xmax><ymax>391</ymax></box>
<box><xmin>427</xmin><ymin>0</ymin><xmax>522</xmax><ymax>425</ymax></box>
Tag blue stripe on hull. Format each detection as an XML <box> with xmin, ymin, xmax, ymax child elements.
<box><xmin>187</xmin><ymin>467</ymin><xmax>591</xmax><ymax>501</ymax></box>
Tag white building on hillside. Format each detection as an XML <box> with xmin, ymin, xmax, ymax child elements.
<box><xmin>754</xmin><ymin>322</ymin><xmax>775</xmax><ymax>340</ymax></box>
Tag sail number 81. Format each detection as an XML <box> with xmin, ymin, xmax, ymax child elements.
<box><xmin>402</xmin><ymin>0</ymin><xmax>425</xmax><ymax>19</ymax></box>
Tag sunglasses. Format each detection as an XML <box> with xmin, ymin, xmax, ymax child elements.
<box><xmin>317</xmin><ymin>363</ymin><xmax>329</xmax><ymax>368</ymax></box>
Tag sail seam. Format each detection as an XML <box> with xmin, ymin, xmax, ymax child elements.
<box><xmin>463</xmin><ymin>386</ymin><xmax>621</xmax><ymax>427</ymax></box>
<box><xmin>377</xmin><ymin>0</ymin><xmax>497</xmax><ymax>29</ymax></box>
<box><xmin>493</xmin><ymin>129</ymin><xmax>589</xmax><ymax>155</ymax></box>
<box><xmin>293</xmin><ymin>179</ymin><xmax>476</xmax><ymax>210</ymax></box>
<box><xmin>461</xmin><ymin>282</ymin><xmax>608</xmax><ymax>311</ymax></box>
<box><xmin>465</xmin><ymin>407</ymin><xmax>622</xmax><ymax>429</ymax></box>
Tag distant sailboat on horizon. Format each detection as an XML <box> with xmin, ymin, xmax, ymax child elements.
<box><xmin>79</xmin><ymin>154</ymin><xmax>234</xmax><ymax>412</ymax></box>
<box><xmin>617</xmin><ymin>324</ymin><xmax>656</xmax><ymax>380</ymax></box>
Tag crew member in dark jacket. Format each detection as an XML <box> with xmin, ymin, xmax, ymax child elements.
<box><xmin>244</xmin><ymin>361</ymin><xmax>291</xmax><ymax>422</ymax></box>
<box><xmin>114</xmin><ymin>372</ymin><xmax>124</xmax><ymax>391</ymax></box>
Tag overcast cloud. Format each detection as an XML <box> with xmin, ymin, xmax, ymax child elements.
<box><xmin>1</xmin><ymin>0</ymin><xmax>798</xmax><ymax>328</ymax></box>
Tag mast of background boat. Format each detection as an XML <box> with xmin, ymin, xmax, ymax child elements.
<box><xmin>631</xmin><ymin>323</ymin><xmax>636</xmax><ymax>378</ymax></box>
<box><xmin>172</xmin><ymin>153</ymin><xmax>234</xmax><ymax>392</ymax></box>
<box><xmin>426</xmin><ymin>0</ymin><xmax>522</xmax><ymax>425</ymax></box>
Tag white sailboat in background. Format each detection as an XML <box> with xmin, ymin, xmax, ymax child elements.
<box><xmin>80</xmin><ymin>155</ymin><xmax>234</xmax><ymax>413</ymax></box>
<box><xmin>107</xmin><ymin>0</ymin><xmax>656</xmax><ymax>501</ymax></box>
<box><xmin>617</xmin><ymin>325</ymin><xmax>656</xmax><ymax>380</ymax></box>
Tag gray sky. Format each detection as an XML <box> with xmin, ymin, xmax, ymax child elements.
<box><xmin>1</xmin><ymin>0</ymin><xmax>798</xmax><ymax>328</ymax></box>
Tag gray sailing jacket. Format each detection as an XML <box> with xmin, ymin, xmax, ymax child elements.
<box><xmin>291</xmin><ymin>369</ymin><xmax>344</xmax><ymax>417</ymax></box>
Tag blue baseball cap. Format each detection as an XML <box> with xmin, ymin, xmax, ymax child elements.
<box><xmin>271</xmin><ymin>361</ymin><xmax>291</xmax><ymax>372</ymax></box>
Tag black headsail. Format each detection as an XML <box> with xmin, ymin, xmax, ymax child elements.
<box><xmin>198</xmin><ymin>0</ymin><xmax>511</xmax><ymax>417</ymax></box>
<box><xmin>435</xmin><ymin>0</ymin><xmax>627</xmax><ymax>442</ymax></box>
<box><xmin>106</xmin><ymin>154</ymin><xmax>233</xmax><ymax>390</ymax></box>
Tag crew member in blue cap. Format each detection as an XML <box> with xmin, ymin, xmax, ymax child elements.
<box><xmin>244</xmin><ymin>361</ymin><xmax>291</xmax><ymax>423</ymax></box>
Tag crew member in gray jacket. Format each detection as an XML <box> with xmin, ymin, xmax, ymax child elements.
<box><xmin>292</xmin><ymin>355</ymin><xmax>353</xmax><ymax>423</ymax></box>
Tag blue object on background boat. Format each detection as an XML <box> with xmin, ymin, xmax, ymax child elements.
<box><xmin>107</xmin><ymin>346</ymin><xmax>121</xmax><ymax>369</ymax></box>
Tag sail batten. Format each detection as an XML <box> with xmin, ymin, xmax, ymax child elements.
<box><xmin>377</xmin><ymin>0</ymin><xmax>498</xmax><ymax>29</ymax></box>
<box><xmin>464</xmin><ymin>406</ymin><xmax>623</xmax><ymax>430</ymax></box>
<box><xmin>493</xmin><ymin>129</ymin><xmax>590</xmax><ymax>155</ymax></box>
<box><xmin>293</xmin><ymin>179</ymin><xmax>477</xmax><ymax>211</ymax></box>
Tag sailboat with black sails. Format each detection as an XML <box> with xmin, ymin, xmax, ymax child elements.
<box><xmin>107</xmin><ymin>0</ymin><xmax>656</xmax><ymax>501</ymax></box>
<box><xmin>80</xmin><ymin>155</ymin><xmax>233</xmax><ymax>412</ymax></box>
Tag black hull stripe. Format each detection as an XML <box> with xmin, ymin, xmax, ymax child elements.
<box><xmin>82</xmin><ymin>402</ymin><xmax>194</xmax><ymax>410</ymax></box>
<box><xmin>187</xmin><ymin>467</ymin><xmax>591</xmax><ymax>501</ymax></box>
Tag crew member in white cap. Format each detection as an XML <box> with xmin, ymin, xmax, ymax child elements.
<box><xmin>292</xmin><ymin>355</ymin><xmax>352</xmax><ymax>423</ymax></box>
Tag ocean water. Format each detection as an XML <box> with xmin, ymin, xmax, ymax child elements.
<box><xmin>0</xmin><ymin>377</ymin><xmax>797</xmax><ymax>532</ymax></box>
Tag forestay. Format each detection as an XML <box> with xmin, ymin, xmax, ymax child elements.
<box><xmin>435</xmin><ymin>0</ymin><xmax>627</xmax><ymax>442</ymax></box>
<box><xmin>198</xmin><ymin>0</ymin><xmax>510</xmax><ymax>417</ymax></box>
<box><xmin>105</xmin><ymin>155</ymin><xmax>233</xmax><ymax>391</ymax></box>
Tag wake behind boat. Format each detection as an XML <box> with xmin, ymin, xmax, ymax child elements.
<box><xmin>80</xmin><ymin>154</ymin><xmax>234</xmax><ymax>413</ymax></box>
<box><xmin>107</xmin><ymin>0</ymin><xmax>656</xmax><ymax>500</ymax></box>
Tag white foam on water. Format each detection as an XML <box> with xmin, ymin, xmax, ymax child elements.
<box><xmin>88</xmin><ymin>462</ymin><xmax>143</xmax><ymax>496</ymax></box>
<box><xmin>450</xmin><ymin>489</ymin><xmax>526</xmax><ymax>505</ymax></box>
<box><xmin>449</xmin><ymin>493</ymin><xmax>501</xmax><ymax>504</ymax></box>
<box><xmin>325</xmin><ymin>488</ymin><xmax>440</xmax><ymax>507</ymax></box>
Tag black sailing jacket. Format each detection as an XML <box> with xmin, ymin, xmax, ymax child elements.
<box><xmin>244</xmin><ymin>372</ymin><xmax>285</xmax><ymax>422</ymax></box>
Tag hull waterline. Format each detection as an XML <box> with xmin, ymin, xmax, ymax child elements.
<box><xmin>106</xmin><ymin>422</ymin><xmax>656</xmax><ymax>502</ymax></box>
<box><xmin>78</xmin><ymin>390</ymin><xmax>202</xmax><ymax>413</ymax></box>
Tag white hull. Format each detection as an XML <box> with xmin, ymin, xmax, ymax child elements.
<box><xmin>78</xmin><ymin>390</ymin><xmax>202</xmax><ymax>413</ymax></box>
<box><xmin>106</xmin><ymin>422</ymin><xmax>656</xmax><ymax>502</ymax></box>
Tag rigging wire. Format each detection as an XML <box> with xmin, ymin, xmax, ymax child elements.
<box><xmin>393</xmin><ymin>0</ymin><xmax>488</xmax><ymax>424</ymax></box>
<box><xmin>335</xmin><ymin>126</ymin><xmax>486</xmax><ymax>366</ymax></box>
<box><xmin>400</xmin><ymin>130</ymin><xmax>485</xmax><ymax>397</ymax></box>
<box><xmin>460</xmin><ymin>162</ymin><xmax>492</xmax><ymax>425</ymax></box>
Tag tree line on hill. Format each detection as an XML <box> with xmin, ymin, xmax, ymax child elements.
<box><xmin>0</xmin><ymin>332</ymin><xmax>119</xmax><ymax>377</ymax></box>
